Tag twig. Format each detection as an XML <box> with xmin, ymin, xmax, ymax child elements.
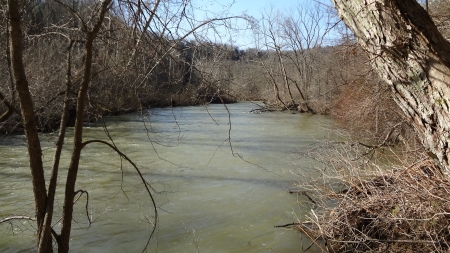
<box><xmin>74</xmin><ymin>189</ymin><xmax>92</xmax><ymax>227</ymax></box>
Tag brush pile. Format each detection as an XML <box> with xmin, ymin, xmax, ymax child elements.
<box><xmin>303</xmin><ymin>160</ymin><xmax>450</xmax><ymax>252</ymax></box>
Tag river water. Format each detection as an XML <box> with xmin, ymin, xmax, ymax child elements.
<box><xmin>0</xmin><ymin>102</ymin><xmax>332</xmax><ymax>252</ymax></box>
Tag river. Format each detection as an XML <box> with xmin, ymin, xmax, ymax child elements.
<box><xmin>0</xmin><ymin>102</ymin><xmax>332</xmax><ymax>252</ymax></box>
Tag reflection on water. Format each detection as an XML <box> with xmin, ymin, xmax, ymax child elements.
<box><xmin>0</xmin><ymin>102</ymin><xmax>333</xmax><ymax>252</ymax></box>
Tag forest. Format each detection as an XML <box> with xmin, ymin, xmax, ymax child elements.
<box><xmin>1</xmin><ymin>0</ymin><xmax>450</xmax><ymax>252</ymax></box>
<box><xmin>0</xmin><ymin>0</ymin><xmax>394</xmax><ymax>133</ymax></box>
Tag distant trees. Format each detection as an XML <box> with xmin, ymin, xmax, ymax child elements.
<box><xmin>0</xmin><ymin>1</ymin><xmax>247</xmax><ymax>133</ymax></box>
<box><xmin>248</xmin><ymin>2</ymin><xmax>336</xmax><ymax>113</ymax></box>
<box><xmin>183</xmin><ymin>2</ymin><xmax>351</xmax><ymax>114</ymax></box>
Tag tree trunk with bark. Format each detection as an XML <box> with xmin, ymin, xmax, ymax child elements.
<box><xmin>7</xmin><ymin>0</ymin><xmax>111</xmax><ymax>252</ymax></box>
<box><xmin>7</xmin><ymin>1</ymin><xmax>51</xmax><ymax>251</ymax></box>
<box><xmin>58</xmin><ymin>2</ymin><xmax>112</xmax><ymax>252</ymax></box>
<box><xmin>331</xmin><ymin>0</ymin><xmax>450</xmax><ymax>173</ymax></box>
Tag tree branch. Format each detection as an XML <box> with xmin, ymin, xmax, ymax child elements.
<box><xmin>81</xmin><ymin>139</ymin><xmax>157</xmax><ymax>252</ymax></box>
<box><xmin>74</xmin><ymin>189</ymin><xmax>92</xmax><ymax>227</ymax></box>
<box><xmin>0</xmin><ymin>216</ymin><xmax>36</xmax><ymax>224</ymax></box>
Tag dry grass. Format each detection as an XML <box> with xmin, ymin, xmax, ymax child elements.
<box><xmin>294</xmin><ymin>138</ymin><xmax>450</xmax><ymax>252</ymax></box>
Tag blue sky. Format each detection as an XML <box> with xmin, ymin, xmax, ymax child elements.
<box><xmin>193</xmin><ymin>0</ymin><xmax>334</xmax><ymax>17</ymax></box>
<box><xmin>228</xmin><ymin>0</ymin><xmax>333</xmax><ymax>17</ymax></box>
<box><xmin>190</xmin><ymin>0</ymin><xmax>337</xmax><ymax>48</ymax></box>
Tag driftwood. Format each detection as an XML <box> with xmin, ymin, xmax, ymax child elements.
<box><xmin>274</xmin><ymin>222</ymin><xmax>301</xmax><ymax>228</ymax></box>
<box><xmin>288</xmin><ymin>190</ymin><xmax>317</xmax><ymax>205</ymax></box>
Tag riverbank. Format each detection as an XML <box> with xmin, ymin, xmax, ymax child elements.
<box><xmin>293</xmin><ymin>138</ymin><xmax>448</xmax><ymax>252</ymax></box>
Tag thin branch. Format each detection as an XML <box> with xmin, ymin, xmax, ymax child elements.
<box><xmin>0</xmin><ymin>216</ymin><xmax>36</xmax><ymax>224</ymax></box>
<box><xmin>99</xmin><ymin>116</ymin><xmax>129</xmax><ymax>200</ymax></box>
<box><xmin>80</xmin><ymin>139</ymin><xmax>157</xmax><ymax>252</ymax></box>
<box><xmin>74</xmin><ymin>189</ymin><xmax>92</xmax><ymax>227</ymax></box>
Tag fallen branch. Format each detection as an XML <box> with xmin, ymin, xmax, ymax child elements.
<box><xmin>274</xmin><ymin>222</ymin><xmax>301</xmax><ymax>228</ymax></box>
<box><xmin>0</xmin><ymin>216</ymin><xmax>36</xmax><ymax>224</ymax></box>
<box><xmin>288</xmin><ymin>190</ymin><xmax>317</xmax><ymax>204</ymax></box>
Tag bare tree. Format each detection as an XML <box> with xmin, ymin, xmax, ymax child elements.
<box><xmin>3</xmin><ymin>0</ymin><xmax>158</xmax><ymax>252</ymax></box>
<box><xmin>281</xmin><ymin>3</ymin><xmax>332</xmax><ymax>112</ymax></box>
<box><xmin>254</xmin><ymin>2</ymin><xmax>333</xmax><ymax>112</ymax></box>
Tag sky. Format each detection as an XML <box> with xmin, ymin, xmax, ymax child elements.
<box><xmin>228</xmin><ymin>0</ymin><xmax>334</xmax><ymax>17</ymax></box>
<box><xmin>193</xmin><ymin>0</ymin><xmax>334</xmax><ymax>17</ymax></box>
<box><xmin>190</xmin><ymin>0</ymin><xmax>337</xmax><ymax>48</ymax></box>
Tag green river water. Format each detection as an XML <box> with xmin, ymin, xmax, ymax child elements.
<box><xmin>0</xmin><ymin>102</ymin><xmax>333</xmax><ymax>252</ymax></box>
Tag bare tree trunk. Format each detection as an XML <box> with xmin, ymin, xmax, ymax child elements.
<box><xmin>6</xmin><ymin>0</ymin><xmax>51</xmax><ymax>251</ymax></box>
<box><xmin>274</xmin><ymin>46</ymin><xmax>296</xmax><ymax>107</ymax></box>
<box><xmin>59</xmin><ymin>1</ymin><xmax>112</xmax><ymax>252</ymax></box>
<box><xmin>331</xmin><ymin>0</ymin><xmax>450</xmax><ymax>172</ymax></box>
<box><xmin>38</xmin><ymin>40</ymin><xmax>75</xmax><ymax>252</ymax></box>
